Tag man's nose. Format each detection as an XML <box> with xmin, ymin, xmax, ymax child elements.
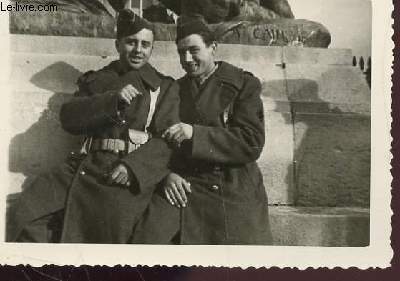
<box><xmin>133</xmin><ymin>44</ymin><xmax>142</xmax><ymax>53</ymax></box>
<box><xmin>184</xmin><ymin>51</ymin><xmax>193</xmax><ymax>62</ymax></box>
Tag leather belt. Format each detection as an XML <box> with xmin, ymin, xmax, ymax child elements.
<box><xmin>90</xmin><ymin>138</ymin><xmax>138</xmax><ymax>154</ymax></box>
<box><xmin>80</xmin><ymin>130</ymin><xmax>150</xmax><ymax>154</ymax></box>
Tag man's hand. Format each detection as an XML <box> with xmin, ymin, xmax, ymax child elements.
<box><xmin>117</xmin><ymin>84</ymin><xmax>142</xmax><ymax>105</ymax></box>
<box><xmin>108</xmin><ymin>163</ymin><xmax>131</xmax><ymax>186</ymax></box>
<box><xmin>163</xmin><ymin>173</ymin><xmax>191</xmax><ymax>208</ymax></box>
<box><xmin>162</xmin><ymin>123</ymin><xmax>193</xmax><ymax>146</ymax></box>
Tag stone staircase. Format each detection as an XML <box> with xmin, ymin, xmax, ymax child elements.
<box><xmin>7</xmin><ymin>34</ymin><xmax>371</xmax><ymax>246</ymax></box>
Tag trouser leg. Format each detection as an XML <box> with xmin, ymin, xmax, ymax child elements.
<box><xmin>16</xmin><ymin>210</ymin><xmax>64</xmax><ymax>243</ymax></box>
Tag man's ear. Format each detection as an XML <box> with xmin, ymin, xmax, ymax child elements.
<box><xmin>115</xmin><ymin>39</ymin><xmax>121</xmax><ymax>53</ymax></box>
<box><xmin>211</xmin><ymin>41</ymin><xmax>218</xmax><ymax>55</ymax></box>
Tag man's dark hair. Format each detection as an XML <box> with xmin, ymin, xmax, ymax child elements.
<box><xmin>175</xmin><ymin>30</ymin><xmax>217</xmax><ymax>46</ymax></box>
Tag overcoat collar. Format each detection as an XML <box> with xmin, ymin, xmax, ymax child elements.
<box><xmin>213</xmin><ymin>61</ymin><xmax>244</xmax><ymax>90</ymax></box>
<box><xmin>182</xmin><ymin>61</ymin><xmax>243</xmax><ymax>87</ymax></box>
<box><xmin>111</xmin><ymin>61</ymin><xmax>162</xmax><ymax>91</ymax></box>
<box><xmin>179</xmin><ymin>61</ymin><xmax>245</xmax><ymax>124</ymax></box>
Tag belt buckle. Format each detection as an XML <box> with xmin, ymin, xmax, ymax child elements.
<box><xmin>107</xmin><ymin>139</ymin><xmax>117</xmax><ymax>154</ymax></box>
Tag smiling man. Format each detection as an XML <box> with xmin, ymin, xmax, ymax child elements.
<box><xmin>131</xmin><ymin>15</ymin><xmax>272</xmax><ymax>245</ymax></box>
<box><xmin>9</xmin><ymin>9</ymin><xmax>180</xmax><ymax>243</ymax></box>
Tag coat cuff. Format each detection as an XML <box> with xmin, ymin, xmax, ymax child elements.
<box><xmin>191</xmin><ymin>124</ymin><xmax>212</xmax><ymax>159</ymax></box>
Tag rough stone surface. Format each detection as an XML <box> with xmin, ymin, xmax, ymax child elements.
<box><xmin>285</xmin><ymin>65</ymin><xmax>371</xmax><ymax>114</ymax></box>
<box><xmin>293</xmin><ymin>114</ymin><xmax>371</xmax><ymax>207</ymax></box>
<box><xmin>159</xmin><ymin>0</ymin><xmax>294</xmax><ymax>23</ymax></box>
<box><xmin>283</xmin><ymin>47</ymin><xmax>353</xmax><ymax>65</ymax></box>
<box><xmin>10</xmin><ymin>53</ymin><xmax>115</xmax><ymax>93</ymax></box>
<box><xmin>259</xmin><ymin>111</ymin><xmax>294</xmax><ymax>205</ymax></box>
<box><xmin>10</xmin><ymin>10</ymin><xmax>116</xmax><ymax>38</ymax></box>
<box><xmin>269</xmin><ymin>206</ymin><xmax>370</xmax><ymax>246</ymax></box>
<box><xmin>11</xmin><ymin>35</ymin><xmax>352</xmax><ymax>64</ymax></box>
<box><xmin>9</xmin><ymin>91</ymin><xmax>81</xmax><ymax>195</ymax></box>
<box><xmin>215</xmin><ymin>19</ymin><xmax>331</xmax><ymax>47</ymax></box>
<box><xmin>10</xmin><ymin>5</ymin><xmax>329</xmax><ymax>47</ymax></box>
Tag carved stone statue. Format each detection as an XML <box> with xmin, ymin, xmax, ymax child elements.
<box><xmin>158</xmin><ymin>0</ymin><xmax>294</xmax><ymax>23</ymax></box>
<box><xmin>110</xmin><ymin>0</ymin><xmax>331</xmax><ymax>47</ymax></box>
<box><xmin>10</xmin><ymin>0</ymin><xmax>331</xmax><ymax>47</ymax></box>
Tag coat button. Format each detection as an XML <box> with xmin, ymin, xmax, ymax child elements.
<box><xmin>211</xmin><ymin>184</ymin><xmax>220</xmax><ymax>191</ymax></box>
<box><xmin>121</xmin><ymin>120</ymin><xmax>126</xmax><ymax>125</ymax></box>
<box><xmin>70</xmin><ymin>151</ymin><xmax>75</xmax><ymax>155</ymax></box>
<box><xmin>80</xmin><ymin>170</ymin><xmax>86</xmax><ymax>176</ymax></box>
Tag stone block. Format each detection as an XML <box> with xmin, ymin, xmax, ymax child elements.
<box><xmin>10</xmin><ymin>53</ymin><xmax>116</xmax><ymax>94</ymax></box>
<box><xmin>283</xmin><ymin>47</ymin><xmax>353</xmax><ymax>65</ymax></box>
<box><xmin>10</xmin><ymin>10</ymin><xmax>115</xmax><ymax>38</ymax></box>
<box><xmin>258</xmin><ymin>111</ymin><xmax>294</xmax><ymax>205</ymax></box>
<box><xmin>150</xmin><ymin>60</ymin><xmax>185</xmax><ymax>79</ymax></box>
<box><xmin>217</xmin><ymin>45</ymin><xmax>283</xmax><ymax>65</ymax></box>
<box><xmin>216</xmin><ymin>19</ymin><xmax>331</xmax><ymax>48</ymax></box>
<box><xmin>269</xmin><ymin>206</ymin><xmax>370</xmax><ymax>246</ymax></box>
<box><xmin>258</xmin><ymin>65</ymin><xmax>289</xmax><ymax>113</ymax></box>
<box><xmin>10</xmin><ymin>34</ymin><xmax>117</xmax><ymax>57</ymax></box>
<box><xmin>284</xmin><ymin>65</ymin><xmax>371</xmax><ymax>114</ymax></box>
<box><xmin>9</xmin><ymin>91</ymin><xmax>81</xmax><ymax>194</ymax></box>
<box><xmin>293</xmin><ymin>114</ymin><xmax>370</xmax><ymax>207</ymax></box>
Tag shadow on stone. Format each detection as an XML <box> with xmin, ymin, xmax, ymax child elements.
<box><xmin>263</xmin><ymin>78</ymin><xmax>370</xmax><ymax>246</ymax></box>
<box><xmin>7</xmin><ymin>62</ymin><xmax>83</xmax><ymax>240</ymax></box>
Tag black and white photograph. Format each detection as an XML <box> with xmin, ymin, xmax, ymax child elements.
<box><xmin>0</xmin><ymin>0</ymin><xmax>393</xmax><ymax>268</ymax></box>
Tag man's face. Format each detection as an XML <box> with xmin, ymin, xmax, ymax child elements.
<box><xmin>116</xmin><ymin>28</ymin><xmax>154</xmax><ymax>70</ymax></box>
<box><xmin>177</xmin><ymin>34</ymin><xmax>216</xmax><ymax>78</ymax></box>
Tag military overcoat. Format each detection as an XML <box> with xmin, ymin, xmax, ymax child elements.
<box><xmin>132</xmin><ymin>62</ymin><xmax>272</xmax><ymax>244</ymax></box>
<box><xmin>11</xmin><ymin>61</ymin><xmax>180</xmax><ymax>243</ymax></box>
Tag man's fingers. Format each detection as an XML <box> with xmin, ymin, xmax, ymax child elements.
<box><xmin>165</xmin><ymin>189</ymin><xmax>175</xmax><ymax>206</ymax></box>
<box><xmin>175</xmin><ymin>133</ymin><xmax>187</xmax><ymax>144</ymax></box>
<box><xmin>114</xmin><ymin>173</ymin><xmax>127</xmax><ymax>184</ymax></box>
<box><xmin>111</xmin><ymin>169</ymin><xmax>120</xmax><ymax>180</ymax></box>
<box><xmin>162</xmin><ymin>124</ymin><xmax>181</xmax><ymax>138</ymax></box>
<box><xmin>176</xmin><ymin>182</ymin><xmax>188</xmax><ymax>204</ymax></box>
<box><xmin>169</xmin><ymin>131</ymin><xmax>183</xmax><ymax>143</ymax></box>
<box><xmin>167</xmin><ymin>188</ymin><xmax>179</xmax><ymax>207</ymax></box>
<box><xmin>127</xmin><ymin>86</ymin><xmax>142</xmax><ymax>97</ymax></box>
<box><xmin>120</xmin><ymin>175</ymin><xmax>128</xmax><ymax>185</ymax></box>
<box><xmin>182</xmin><ymin>180</ymin><xmax>192</xmax><ymax>193</ymax></box>
<box><xmin>172</xmin><ymin>184</ymin><xmax>186</xmax><ymax>207</ymax></box>
<box><xmin>168</xmin><ymin>126</ymin><xmax>181</xmax><ymax>136</ymax></box>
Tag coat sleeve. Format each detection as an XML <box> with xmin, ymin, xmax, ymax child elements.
<box><xmin>189</xmin><ymin>74</ymin><xmax>265</xmax><ymax>164</ymax></box>
<box><xmin>59</xmin><ymin>72</ymin><xmax>123</xmax><ymax>135</ymax></box>
<box><xmin>120</xmin><ymin>80</ymin><xmax>180</xmax><ymax>190</ymax></box>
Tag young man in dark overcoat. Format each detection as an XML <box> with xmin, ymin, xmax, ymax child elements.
<box><xmin>131</xmin><ymin>15</ymin><xmax>273</xmax><ymax>244</ymax></box>
<box><xmin>9</xmin><ymin>9</ymin><xmax>180</xmax><ymax>243</ymax></box>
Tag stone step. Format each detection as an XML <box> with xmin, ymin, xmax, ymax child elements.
<box><xmin>11</xmin><ymin>53</ymin><xmax>369</xmax><ymax>114</ymax></box>
<box><xmin>11</xmin><ymin>34</ymin><xmax>353</xmax><ymax>65</ymax></box>
<box><xmin>5</xmin><ymin>194</ymin><xmax>369</xmax><ymax>246</ymax></box>
<box><xmin>269</xmin><ymin>206</ymin><xmax>370</xmax><ymax>246</ymax></box>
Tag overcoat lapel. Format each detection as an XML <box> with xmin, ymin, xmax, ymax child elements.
<box><xmin>187</xmin><ymin>62</ymin><xmax>244</xmax><ymax>124</ymax></box>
